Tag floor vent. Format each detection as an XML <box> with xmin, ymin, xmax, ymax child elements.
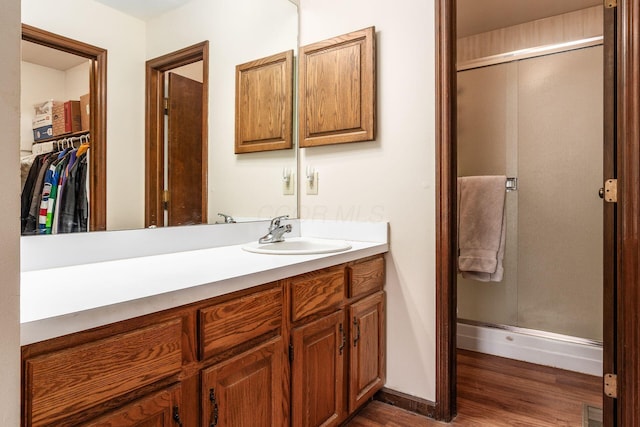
<box><xmin>583</xmin><ymin>404</ymin><xmax>603</xmax><ymax>427</ymax></box>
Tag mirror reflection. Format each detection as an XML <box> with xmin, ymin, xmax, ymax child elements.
<box><xmin>20</xmin><ymin>0</ymin><xmax>299</xmax><ymax>233</ymax></box>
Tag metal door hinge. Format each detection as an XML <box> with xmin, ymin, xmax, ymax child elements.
<box><xmin>163</xmin><ymin>190</ymin><xmax>170</xmax><ymax>210</ymax></box>
<box><xmin>603</xmin><ymin>179</ymin><xmax>617</xmax><ymax>203</ymax></box>
<box><xmin>605</xmin><ymin>0</ymin><xmax>617</xmax><ymax>8</ymax></box>
<box><xmin>164</xmin><ymin>97</ymin><xmax>169</xmax><ymax>115</ymax></box>
<box><xmin>604</xmin><ymin>373</ymin><xmax>618</xmax><ymax>398</ymax></box>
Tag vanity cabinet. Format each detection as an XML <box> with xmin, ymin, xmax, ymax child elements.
<box><xmin>201</xmin><ymin>337</ymin><xmax>284</xmax><ymax>427</ymax></box>
<box><xmin>21</xmin><ymin>255</ymin><xmax>385</xmax><ymax>427</ymax></box>
<box><xmin>289</xmin><ymin>256</ymin><xmax>385</xmax><ymax>427</ymax></box>
<box><xmin>291</xmin><ymin>310</ymin><xmax>347</xmax><ymax>426</ymax></box>
<box><xmin>83</xmin><ymin>384</ymin><xmax>183</xmax><ymax>427</ymax></box>
<box><xmin>348</xmin><ymin>291</ymin><xmax>385</xmax><ymax>412</ymax></box>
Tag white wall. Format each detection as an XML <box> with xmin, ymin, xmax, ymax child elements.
<box><xmin>299</xmin><ymin>0</ymin><xmax>437</xmax><ymax>400</ymax></box>
<box><xmin>23</xmin><ymin>0</ymin><xmax>147</xmax><ymax>231</ymax></box>
<box><xmin>20</xmin><ymin>60</ymin><xmax>90</xmax><ymax>152</ymax></box>
<box><xmin>20</xmin><ymin>62</ymin><xmax>66</xmax><ymax>151</ymax></box>
<box><xmin>146</xmin><ymin>0</ymin><xmax>299</xmax><ymax>222</ymax></box>
<box><xmin>0</xmin><ymin>0</ymin><xmax>21</xmax><ymax>423</ymax></box>
<box><xmin>65</xmin><ymin>61</ymin><xmax>91</xmax><ymax>100</ymax></box>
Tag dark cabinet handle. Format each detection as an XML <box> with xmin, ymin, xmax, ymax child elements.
<box><xmin>209</xmin><ymin>388</ymin><xmax>219</xmax><ymax>427</ymax></box>
<box><xmin>172</xmin><ymin>406</ymin><xmax>183</xmax><ymax>426</ymax></box>
<box><xmin>339</xmin><ymin>323</ymin><xmax>346</xmax><ymax>355</ymax></box>
<box><xmin>353</xmin><ymin>317</ymin><xmax>361</xmax><ymax>347</ymax></box>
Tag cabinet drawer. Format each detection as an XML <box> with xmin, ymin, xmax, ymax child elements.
<box><xmin>291</xmin><ymin>266</ymin><xmax>345</xmax><ymax>322</ymax></box>
<box><xmin>24</xmin><ymin>319</ymin><xmax>183</xmax><ymax>427</ymax></box>
<box><xmin>199</xmin><ymin>285</ymin><xmax>282</xmax><ymax>360</ymax></box>
<box><xmin>348</xmin><ymin>256</ymin><xmax>384</xmax><ymax>298</ymax></box>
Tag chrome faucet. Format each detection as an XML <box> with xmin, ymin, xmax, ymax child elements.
<box><xmin>259</xmin><ymin>215</ymin><xmax>292</xmax><ymax>243</ymax></box>
<box><xmin>217</xmin><ymin>213</ymin><xmax>236</xmax><ymax>224</ymax></box>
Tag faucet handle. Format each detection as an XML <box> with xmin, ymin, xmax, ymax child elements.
<box><xmin>270</xmin><ymin>215</ymin><xmax>289</xmax><ymax>228</ymax></box>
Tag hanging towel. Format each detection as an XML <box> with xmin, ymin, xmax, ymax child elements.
<box><xmin>457</xmin><ymin>175</ymin><xmax>507</xmax><ymax>282</ymax></box>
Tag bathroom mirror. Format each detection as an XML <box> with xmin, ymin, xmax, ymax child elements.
<box><xmin>20</xmin><ymin>0</ymin><xmax>299</xmax><ymax>232</ymax></box>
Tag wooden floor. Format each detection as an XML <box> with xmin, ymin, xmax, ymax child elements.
<box><xmin>347</xmin><ymin>349</ymin><xmax>602</xmax><ymax>426</ymax></box>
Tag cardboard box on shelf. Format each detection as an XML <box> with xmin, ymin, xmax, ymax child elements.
<box><xmin>32</xmin><ymin>114</ymin><xmax>52</xmax><ymax>129</ymax></box>
<box><xmin>33</xmin><ymin>100</ymin><xmax>55</xmax><ymax>115</ymax></box>
<box><xmin>52</xmin><ymin>103</ymin><xmax>65</xmax><ymax>136</ymax></box>
<box><xmin>64</xmin><ymin>100</ymin><xmax>82</xmax><ymax>133</ymax></box>
<box><xmin>80</xmin><ymin>93</ymin><xmax>90</xmax><ymax>131</ymax></box>
<box><xmin>33</xmin><ymin>125</ymin><xmax>53</xmax><ymax>142</ymax></box>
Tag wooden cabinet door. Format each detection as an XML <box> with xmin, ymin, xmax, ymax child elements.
<box><xmin>201</xmin><ymin>337</ymin><xmax>284</xmax><ymax>427</ymax></box>
<box><xmin>348</xmin><ymin>291</ymin><xmax>385</xmax><ymax>412</ymax></box>
<box><xmin>291</xmin><ymin>310</ymin><xmax>346</xmax><ymax>427</ymax></box>
<box><xmin>85</xmin><ymin>384</ymin><xmax>182</xmax><ymax>427</ymax></box>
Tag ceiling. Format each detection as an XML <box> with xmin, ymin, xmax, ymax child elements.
<box><xmin>457</xmin><ymin>0</ymin><xmax>602</xmax><ymax>38</ymax></box>
<box><xmin>21</xmin><ymin>40</ymin><xmax>89</xmax><ymax>71</ymax></box>
<box><xmin>94</xmin><ymin>0</ymin><xmax>192</xmax><ymax>21</ymax></box>
<box><xmin>23</xmin><ymin>0</ymin><xmax>603</xmax><ymax>70</ymax></box>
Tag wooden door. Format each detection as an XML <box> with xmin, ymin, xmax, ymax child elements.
<box><xmin>291</xmin><ymin>310</ymin><xmax>346</xmax><ymax>427</ymax></box>
<box><xmin>167</xmin><ymin>72</ymin><xmax>205</xmax><ymax>226</ymax></box>
<box><xmin>85</xmin><ymin>385</ymin><xmax>182</xmax><ymax>427</ymax></box>
<box><xmin>201</xmin><ymin>337</ymin><xmax>284</xmax><ymax>427</ymax></box>
<box><xmin>348</xmin><ymin>292</ymin><xmax>385</xmax><ymax>412</ymax></box>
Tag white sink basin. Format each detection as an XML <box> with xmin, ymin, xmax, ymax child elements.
<box><xmin>242</xmin><ymin>237</ymin><xmax>352</xmax><ymax>255</ymax></box>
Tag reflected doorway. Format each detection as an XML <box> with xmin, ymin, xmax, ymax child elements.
<box><xmin>21</xmin><ymin>24</ymin><xmax>107</xmax><ymax>231</ymax></box>
<box><xmin>145</xmin><ymin>42</ymin><xmax>209</xmax><ymax>227</ymax></box>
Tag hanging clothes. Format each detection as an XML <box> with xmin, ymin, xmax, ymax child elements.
<box><xmin>20</xmin><ymin>134</ymin><xmax>91</xmax><ymax>235</ymax></box>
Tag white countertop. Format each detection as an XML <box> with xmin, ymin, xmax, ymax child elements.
<box><xmin>20</xmin><ymin>220</ymin><xmax>388</xmax><ymax>345</ymax></box>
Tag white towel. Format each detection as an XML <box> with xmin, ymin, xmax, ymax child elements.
<box><xmin>457</xmin><ymin>175</ymin><xmax>507</xmax><ymax>282</ymax></box>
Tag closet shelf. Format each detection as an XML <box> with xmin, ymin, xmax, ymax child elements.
<box><xmin>33</xmin><ymin>129</ymin><xmax>90</xmax><ymax>144</ymax></box>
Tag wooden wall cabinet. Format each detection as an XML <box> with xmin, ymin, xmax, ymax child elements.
<box><xmin>299</xmin><ymin>27</ymin><xmax>376</xmax><ymax>148</ymax></box>
<box><xmin>235</xmin><ymin>50</ymin><xmax>294</xmax><ymax>153</ymax></box>
<box><xmin>21</xmin><ymin>256</ymin><xmax>385</xmax><ymax>427</ymax></box>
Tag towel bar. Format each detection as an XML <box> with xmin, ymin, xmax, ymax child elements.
<box><xmin>506</xmin><ymin>177</ymin><xmax>518</xmax><ymax>192</ymax></box>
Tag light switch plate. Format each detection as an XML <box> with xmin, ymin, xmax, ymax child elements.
<box><xmin>283</xmin><ymin>173</ymin><xmax>295</xmax><ymax>195</ymax></box>
<box><xmin>306</xmin><ymin>172</ymin><xmax>318</xmax><ymax>195</ymax></box>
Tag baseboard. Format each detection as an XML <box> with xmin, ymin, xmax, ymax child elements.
<box><xmin>457</xmin><ymin>322</ymin><xmax>603</xmax><ymax>376</ymax></box>
<box><xmin>374</xmin><ymin>388</ymin><xmax>437</xmax><ymax>419</ymax></box>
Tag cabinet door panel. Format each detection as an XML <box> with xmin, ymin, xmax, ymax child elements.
<box><xmin>349</xmin><ymin>291</ymin><xmax>385</xmax><ymax>412</ymax></box>
<box><xmin>291</xmin><ymin>310</ymin><xmax>346</xmax><ymax>427</ymax></box>
<box><xmin>201</xmin><ymin>337</ymin><xmax>284</xmax><ymax>427</ymax></box>
<box><xmin>24</xmin><ymin>319</ymin><xmax>183</xmax><ymax>426</ymax></box>
<box><xmin>85</xmin><ymin>384</ymin><xmax>181</xmax><ymax>427</ymax></box>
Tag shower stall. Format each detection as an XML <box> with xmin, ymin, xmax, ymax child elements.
<box><xmin>456</xmin><ymin>10</ymin><xmax>604</xmax><ymax>373</ymax></box>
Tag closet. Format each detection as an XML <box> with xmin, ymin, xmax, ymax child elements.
<box><xmin>20</xmin><ymin>40</ymin><xmax>91</xmax><ymax>235</ymax></box>
<box><xmin>20</xmin><ymin>24</ymin><xmax>107</xmax><ymax>233</ymax></box>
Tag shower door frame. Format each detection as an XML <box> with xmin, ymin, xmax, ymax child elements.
<box><xmin>435</xmin><ymin>1</ymin><xmax>640</xmax><ymax>425</ymax></box>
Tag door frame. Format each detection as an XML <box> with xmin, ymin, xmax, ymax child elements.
<box><xmin>22</xmin><ymin>24</ymin><xmax>107</xmax><ymax>231</ymax></box>
<box><xmin>434</xmin><ymin>1</ymin><xmax>640</xmax><ymax>424</ymax></box>
<box><xmin>145</xmin><ymin>41</ymin><xmax>209</xmax><ymax>227</ymax></box>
